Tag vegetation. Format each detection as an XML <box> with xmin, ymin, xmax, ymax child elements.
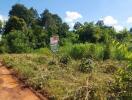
<box><xmin>0</xmin><ymin>3</ymin><xmax>132</xmax><ymax>100</ymax></box>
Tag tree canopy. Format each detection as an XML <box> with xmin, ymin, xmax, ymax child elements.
<box><xmin>0</xmin><ymin>3</ymin><xmax>132</xmax><ymax>53</ymax></box>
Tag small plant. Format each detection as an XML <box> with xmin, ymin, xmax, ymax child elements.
<box><xmin>48</xmin><ymin>60</ymin><xmax>56</xmax><ymax>65</ymax></box>
<box><xmin>59</xmin><ymin>55</ymin><xmax>71</xmax><ymax>65</ymax></box>
<box><xmin>79</xmin><ymin>58</ymin><xmax>94</xmax><ymax>73</ymax></box>
<box><xmin>103</xmin><ymin>44</ymin><xmax>111</xmax><ymax>60</ymax></box>
<box><xmin>104</xmin><ymin>64</ymin><xmax>117</xmax><ymax>74</ymax></box>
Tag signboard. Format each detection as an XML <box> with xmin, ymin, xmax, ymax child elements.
<box><xmin>50</xmin><ymin>35</ymin><xmax>59</xmax><ymax>52</ymax></box>
<box><xmin>50</xmin><ymin>35</ymin><xmax>59</xmax><ymax>45</ymax></box>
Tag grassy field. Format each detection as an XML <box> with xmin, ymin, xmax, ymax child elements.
<box><xmin>0</xmin><ymin>53</ymin><xmax>128</xmax><ymax>100</ymax></box>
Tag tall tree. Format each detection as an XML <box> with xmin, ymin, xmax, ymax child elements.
<box><xmin>29</xmin><ymin>7</ymin><xmax>39</xmax><ymax>20</ymax></box>
<box><xmin>59</xmin><ymin>22</ymin><xmax>69</xmax><ymax>38</ymax></box>
<box><xmin>96</xmin><ymin>20</ymin><xmax>104</xmax><ymax>26</ymax></box>
<box><xmin>4</xmin><ymin>16</ymin><xmax>27</xmax><ymax>33</ymax></box>
<box><xmin>40</xmin><ymin>9</ymin><xmax>63</xmax><ymax>35</ymax></box>
<box><xmin>9</xmin><ymin>4</ymin><xmax>33</xmax><ymax>25</ymax></box>
<box><xmin>74</xmin><ymin>22</ymin><xmax>82</xmax><ymax>30</ymax></box>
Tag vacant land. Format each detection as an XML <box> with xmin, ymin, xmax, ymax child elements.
<box><xmin>0</xmin><ymin>54</ymin><xmax>130</xmax><ymax>100</ymax></box>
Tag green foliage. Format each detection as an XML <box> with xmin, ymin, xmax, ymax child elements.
<box><xmin>70</xmin><ymin>44</ymin><xmax>86</xmax><ymax>59</ymax></box>
<box><xmin>76</xmin><ymin>22</ymin><xmax>98</xmax><ymax>43</ymax></box>
<box><xmin>114</xmin><ymin>62</ymin><xmax>132</xmax><ymax>97</ymax></box>
<box><xmin>40</xmin><ymin>9</ymin><xmax>69</xmax><ymax>37</ymax></box>
<box><xmin>0</xmin><ymin>20</ymin><xmax>2</xmax><ymax>31</ymax></box>
<box><xmin>1</xmin><ymin>3</ymin><xmax>132</xmax><ymax>100</ymax></box>
<box><xmin>74</xmin><ymin>22</ymin><xmax>82</xmax><ymax>30</ymax></box>
<box><xmin>2</xmin><ymin>30</ymin><xmax>32</xmax><ymax>53</ymax></box>
<box><xmin>9</xmin><ymin>4</ymin><xmax>35</xmax><ymax>25</ymax></box>
<box><xmin>4</xmin><ymin>16</ymin><xmax>27</xmax><ymax>33</ymax></box>
<box><xmin>34</xmin><ymin>48</ymin><xmax>52</xmax><ymax>56</ymax></box>
<box><xmin>59</xmin><ymin>54</ymin><xmax>71</xmax><ymax>65</ymax></box>
<box><xmin>111</xmin><ymin>40</ymin><xmax>128</xmax><ymax>60</ymax></box>
<box><xmin>79</xmin><ymin>58</ymin><xmax>94</xmax><ymax>73</ymax></box>
<box><xmin>70</xmin><ymin>43</ymin><xmax>105</xmax><ymax>60</ymax></box>
<box><xmin>0</xmin><ymin>38</ymin><xmax>9</xmax><ymax>53</ymax></box>
<box><xmin>103</xmin><ymin>43</ymin><xmax>111</xmax><ymax>60</ymax></box>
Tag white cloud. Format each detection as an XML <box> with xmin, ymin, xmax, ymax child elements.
<box><xmin>0</xmin><ymin>15</ymin><xmax>8</xmax><ymax>22</ymax></box>
<box><xmin>101</xmin><ymin>16</ymin><xmax>124</xmax><ymax>32</ymax></box>
<box><xmin>113</xmin><ymin>25</ymin><xmax>124</xmax><ymax>32</ymax></box>
<box><xmin>102</xmin><ymin>16</ymin><xmax>118</xmax><ymax>26</ymax></box>
<box><xmin>127</xmin><ymin>17</ymin><xmax>132</xmax><ymax>24</ymax></box>
<box><xmin>64</xmin><ymin>11</ymin><xmax>82</xmax><ymax>29</ymax></box>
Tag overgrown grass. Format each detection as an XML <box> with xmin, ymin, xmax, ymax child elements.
<box><xmin>0</xmin><ymin>54</ymin><xmax>128</xmax><ymax>99</ymax></box>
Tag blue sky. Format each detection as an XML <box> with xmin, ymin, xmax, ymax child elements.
<box><xmin>1</xmin><ymin>0</ymin><xmax>132</xmax><ymax>31</ymax></box>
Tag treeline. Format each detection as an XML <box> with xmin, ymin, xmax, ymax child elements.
<box><xmin>0</xmin><ymin>4</ymin><xmax>132</xmax><ymax>53</ymax></box>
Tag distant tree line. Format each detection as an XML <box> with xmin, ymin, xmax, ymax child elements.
<box><xmin>0</xmin><ymin>4</ymin><xmax>132</xmax><ymax>53</ymax></box>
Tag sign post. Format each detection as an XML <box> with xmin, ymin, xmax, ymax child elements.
<box><xmin>50</xmin><ymin>35</ymin><xmax>59</xmax><ymax>62</ymax></box>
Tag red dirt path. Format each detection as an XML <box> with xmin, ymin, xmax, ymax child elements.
<box><xmin>0</xmin><ymin>64</ymin><xmax>43</xmax><ymax>100</ymax></box>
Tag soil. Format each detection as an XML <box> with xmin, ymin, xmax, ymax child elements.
<box><xmin>0</xmin><ymin>64</ymin><xmax>45</xmax><ymax>100</ymax></box>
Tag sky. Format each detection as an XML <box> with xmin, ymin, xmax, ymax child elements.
<box><xmin>1</xmin><ymin>0</ymin><xmax>132</xmax><ymax>31</ymax></box>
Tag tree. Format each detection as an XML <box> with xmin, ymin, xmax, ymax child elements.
<box><xmin>76</xmin><ymin>22</ymin><xmax>98</xmax><ymax>43</ymax></box>
<box><xmin>29</xmin><ymin>7</ymin><xmax>39</xmax><ymax>20</ymax></box>
<box><xmin>130</xmin><ymin>27</ymin><xmax>132</xmax><ymax>33</ymax></box>
<box><xmin>9</xmin><ymin>4</ymin><xmax>34</xmax><ymax>25</ymax></box>
<box><xmin>96</xmin><ymin>20</ymin><xmax>104</xmax><ymax>26</ymax></box>
<box><xmin>4</xmin><ymin>16</ymin><xmax>27</xmax><ymax>33</ymax></box>
<box><xmin>40</xmin><ymin>9</ymin><xmax>63</xmax><ymax>35</ymax></box>
<box><xmin>31</xmin><ymin>25</ymin><xmax>48</xmax><ymax>49</ymax></box>
<box><xmin>0</xmin><ymin>20</ymin><xmax>2</xmax><ymax>33</ymax></box>
<box><xmin>28</xmin><ymin>7</ymin><xmax>39</xmax><ymax>28</ymax></box>
<box><xmin>58</xmin><ymin>22</ymin><xmax>69</xmax><ymax>38</ymax></box>
<box><xmin>2</xmin><ymin>30</ymin><xmax>31</xmax><ymax>53</ymax></box>
<box><xmin>116</xmin><ymin>29</ymin><xmax>131</xmax><ymax>42</ymax></box>
<box><xmin>74</xmin><ymin>22</ymin><xmax>82</xmax><ymax>30</ymax></box>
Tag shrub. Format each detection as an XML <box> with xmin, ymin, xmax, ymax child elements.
<box><xmin>95</xmin><ymin>44</ymin><xmax>104</xmax><ymax>60</ymax></box>
<box><xmin>48</xmin><ymin>60</ymin><xmax>56</xmax><ymax>65</ymax></box>
<box><xmin>79</xmin><ymin>58</ymin><xmax>94</xmax><ymax>73</ymax></box>
<box><xmin>84</xmin><ymin>44</ymin><xmax>96</xmax><ymax>58</ymax></box>
<box><xmin>34</xmin><ymin>48</ymin><xmax>52</xmax><ymax>56</ymax></box>
<box><xmin>70</xmin><ymin>43</ymin><xmax>105</xmax><ymax>60</ymax></box>
<box><xmin>59</xmin><ymin>44</ymin><xmax>72</xmax><ymax>56</ymax></box>
<box><xmin>111</xmin><ymin>41</ymin><xmax>128</xmax><ymax>60</ymax></box>
<box><xmin>104</xmin><ymin>64</ymin><xmax>117</xmax><ymax>74</ymax></box>
<box><xmin>70</xmin><ymin>44</ymin><xmax>87</xmax><ymax>59</ymax></box>
<box><xmin>103</xmin><ymin>44</ymin><xmax>111</xmax><ymax>60</ymax></box>
<box><xmin>59</xmin><ymin>55</ymin><xmax>71</xmax><ymax>65</ymax></box>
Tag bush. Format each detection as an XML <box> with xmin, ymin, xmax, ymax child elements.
<box><xmin>48</xmin><ymin>60</ymin><xmax>56</xmax><ymax>65</ymax></box>
<box><xmin>103</xmin><ymin>44</ymin><xmax>111</xmax><ymax>60</ymax></box>
<box><xmin>70</xmin><ymin>44</ymin><xmax>87</xmax><ymax>59</ymax></box>
<box><xmin>34</xmin><ymin>48</ymin><xmax>52</xmax><ymax>56</ymax></box>
<box><xmin>59</xmin><ymin>44</ymin><xmax>72</xmax><ymax>56</ymax></box>
<box><xmin>3</xmin><ymin>31</ymin><xmax>33</xmax><ymax>53</ymax></box>
<box><xmin>84</xmin><ymin>44</ymin><xmax>96</xmax><ymax>58</ymax></box>
<box><xmin>70</xmin><ymin>43</ymin><xmax>105</xmax><ymax>60</ymax></box>
<box><xmin>79</xmin><ymin>58</ymin><xmax>94</xmax><ymax>73</ymax></box>
<box><xmin>59</xmin><ymin>55</ymin><xmax>71</xmax><ymax>65</ymax></box>
<box><xmin>104</xmin><ymin>64</ymin><xmax>117</xmax><ymax>74</ymax></box>
<box><xmin>111</xmin><ymin>43</ymin><xmax>127</xmax><ymax>60</ymax></box>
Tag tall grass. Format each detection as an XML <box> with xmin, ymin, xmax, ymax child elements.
<box><xmin>69</xmin><ymin>43</ymin><xmax>105</xmax><ymax>60</ymax></box>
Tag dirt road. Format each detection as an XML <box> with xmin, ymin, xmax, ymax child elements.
<box><xmin>0</xmin><ymin>64</ymin><xmax>42</xmax><ymax>100</ymax></box>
